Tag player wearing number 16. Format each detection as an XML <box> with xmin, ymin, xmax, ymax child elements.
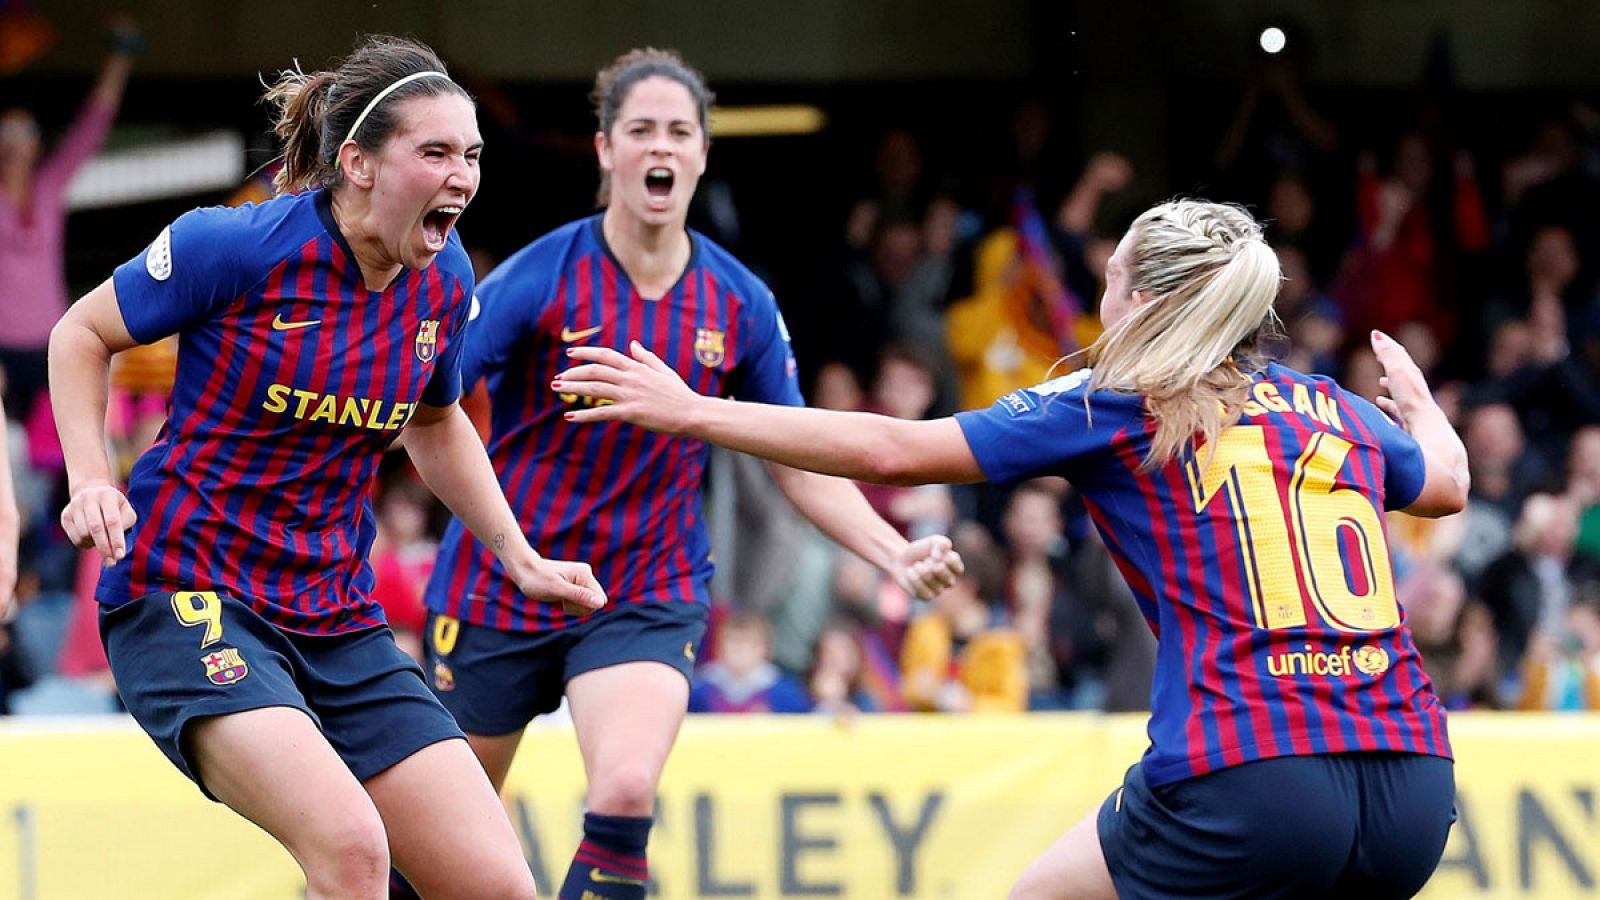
<box><xmin>554</xmin><ymin>199</ymin><xmax>1471</xmax><ymax>899</ymax></box>
<box><xmin>47</xmin><ymin>36</ymin><xmax>603</xmax><ymax>900</ymax></box>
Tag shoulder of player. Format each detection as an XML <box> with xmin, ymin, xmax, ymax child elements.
<box><xmin>481</xmin><ymin>217</ymin><xmax>591</xmax><ymax>288</ymax></box>
<box><xmin>992</xmin><ymin>368</ymin><xmax>1137</xmax><ymax>421</ymax></box>
<box><xmin>176</xmin><ymin>192</ymin><xmax>293</xmax><ymax>236</ymax></box>
<box><xmin>436</xmin><ymin>229</ymin><xmax>475</xmax><ymax>282</ymax></box>
<box><xmin>161</xmin><ymin>192</ymin><xmax>313</xmax><ymax>278</ymax></box>
<box><xmin>691</xmin><ymin>229</ymin><xmax>773</xmax><ymax>301</ymax></box>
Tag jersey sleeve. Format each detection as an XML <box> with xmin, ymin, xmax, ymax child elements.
<box><xmin>112</xmin><ymin>206</ymin><xmax>258</xmax><ymax>344</ymax></box>
<box><xmin>1341</xmin><ymin>388</ymin><xmax>1427</xmax><ymax>510</ymax></box>
<box><xmin>730</xmin><ymin>285</ymin><xmax>804</xmax><ymax>408</ymax></box>
<box><xmin>459</xmin><ymin>251</ymin><xmax>549</xmax><ymax>389</ymax></box>
<box><xmin>953</xmin><ymin>369</ymin><xmax>1133</xmax><ymax>484</ymax></box>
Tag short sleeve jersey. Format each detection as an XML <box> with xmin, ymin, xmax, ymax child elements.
<box><xmin>424</xmin><ymin>216</ymin><xmax>803</xmax><ymax>632</ymax></box>
<box><xmin>956</xmin><ymin>362</ymin><xmax>1452</xmax><ymax>785</ymax></box>
<box><xmin>99</xmin><ymin>189</ymin><xmax>475</xmax><ymax>635</ymax></box>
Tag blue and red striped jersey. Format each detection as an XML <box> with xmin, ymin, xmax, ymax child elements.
<box><xmin>957</xmin><ymin>363</ymin><xmax>1451</xmax><ymax>785</ymax></box>
<box><xmin>424</xmin><ymin>216</ymin><xmax>803</xmax><ymax>632</ymax></box>
<box><xmin>99</xmin><ymin>189</ymin><xmax>474</xmax><ymax>635</ymax></box>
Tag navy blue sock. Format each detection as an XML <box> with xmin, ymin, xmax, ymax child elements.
<box><xmin>559</xmin><ymin>812</ymin><xmax>652</xmax><ymax>900</ymax></box>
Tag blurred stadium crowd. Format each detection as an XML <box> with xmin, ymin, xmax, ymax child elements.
<box><xmin>2</xmin><ymin>19</ymin><xmax>1599</xmax><ymax>722</ymax></box>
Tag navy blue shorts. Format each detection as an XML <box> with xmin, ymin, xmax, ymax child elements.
<box><xmin>100</xmin><ymin>591</ymin><xmax>464</xmax><ymax>799</ymax></box>
<box><xmin>1097</xmin><ymin>752</ymin><xmax>1455</xmax><ymax>899</ymax></box>
<box><xmin>424</xmin><ymin>599</ymin><xmax>709</xmax><ymax>736</ymax></box>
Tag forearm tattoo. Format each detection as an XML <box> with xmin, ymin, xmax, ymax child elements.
<box><xmin>492</xmin><ymin>532</ymin><xmax>506</xmax><ymax>553</ymax></box>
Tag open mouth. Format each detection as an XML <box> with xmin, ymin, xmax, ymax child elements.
<box><xmin>645</xmin><ymin>167</ymin><xmax>675</xmax><ymax>201</ymax></box>
<box><xmin>422</xmin><ymin>204</ymin><xmax>464</xmax><ymax>252</ymax></box>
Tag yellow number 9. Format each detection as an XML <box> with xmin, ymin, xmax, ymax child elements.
<box><xmin>171</xmin><ymin>591</ymin><xmax>225</xmax><ymax>648</ymax></box>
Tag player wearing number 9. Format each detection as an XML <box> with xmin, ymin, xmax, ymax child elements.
<box><xmin>46</xmin><ymin>36</ymin><xmax>602</xmax><ymax>900</ymax></box>
<box><xmin>553</xmin><ymin>199</ymin><xmax>1472</xmax><ymax>900</ymax></box>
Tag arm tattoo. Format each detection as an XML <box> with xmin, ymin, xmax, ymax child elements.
<box><xmin>492</xmin><ymin>532</ymin><xmax>506</xmax><ymax>553</ymax></box>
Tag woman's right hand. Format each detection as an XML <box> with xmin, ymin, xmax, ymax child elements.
<box><xmin>506</xmin><ymin>555</ymin><xmax>607</xmax><ymax>617</ymax></box>
<box><xmin>60</xmin><ymin>480</ymin><xmax>137</xmax><ymax>567</ymax></box>
<box><xmin>1370</xmin><ymin>329</ymin><xmax>1433</xmax><ymax>430</ymax></box>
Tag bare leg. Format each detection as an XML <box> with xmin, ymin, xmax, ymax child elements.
<box><xmin>366</xmin><ymin>737</ymin><xmax>538</xmax><ymax>899</ymax></box>
<box><xmin>566</xmin><ymin>661</ymin><xmax>690</xmax><ymax>815</ymax></box>
<box><xmin>1008</xmin><ymin>809</ymin><xmax>1117</xmax><ymax>900</ymax></box>
<box><xmin>189</xmin><ymin>707</ymin><xmax>389</xmax><ymax>900</ymax></box>
<box><xmin>465</xmin><ymin>727</ymin><xmax>527</xmax><ymax>791</ymax></box>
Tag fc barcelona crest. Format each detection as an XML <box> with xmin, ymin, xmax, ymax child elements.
<box><xmin>694</xmin><ymin>328</ymin><xmax>726</xmax><ymax>368</ymax></box>
<box><xmin>201</xmin><ymin>648</ymin><xmax>250</xmax><ymax>686</ymax></box>
<box><xmin>416</xmin><ymin>319</ymin><xmax>441</xmax><ymax>363</ymax></box>
<box><xmin>433</xmin><ymin>661</ymin><xmax>456</xmax><ymax>691</ymax></box>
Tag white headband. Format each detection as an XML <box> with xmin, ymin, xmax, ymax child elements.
<box><xmin>338</xmin><ymin>70</ymin><xmax>451</xmax><ymax>162</ymax></box>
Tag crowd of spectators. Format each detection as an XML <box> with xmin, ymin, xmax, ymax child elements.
<box><xmin>3</xmin><ymin>32</ymin><xmax>1599</xmax><ymax>721</ymax></box>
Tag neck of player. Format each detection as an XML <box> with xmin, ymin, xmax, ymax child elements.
<box><xmin>330</xmin><ymin>190</ymin><xmax>404</xmax><ymax>291</ymax></box>
<box><xmin>603</xmin><ymin>207</ymin><xmax>691</xmax><ymax>300</ymax></box>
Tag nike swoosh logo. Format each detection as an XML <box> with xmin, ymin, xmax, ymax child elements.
<box><xmin>590</xmin><ymin>868</ymin><xmax>644</xmax><ymax>886</ymax></box>
<box><xmin>560</xmin><ymin>325</ymin><xmax>604</xmax><ymax>342</ymax></box>
<box><xmin>271</xmin><ymin>314</ymin><xmax>322</xmax><ymax>331</ymax></box>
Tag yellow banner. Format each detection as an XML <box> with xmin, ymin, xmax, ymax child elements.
<box><xmin>0</xmin><ymin>713</ymin><xmax>1595</xmax><ymax>899</ymax></box>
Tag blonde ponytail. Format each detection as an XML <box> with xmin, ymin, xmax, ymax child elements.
<box><xmin>1086</xmin><ymin>200</ymin><xmax>1282</xmax><ymax>468</ymax></box>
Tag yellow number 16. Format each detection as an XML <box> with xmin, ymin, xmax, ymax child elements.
<box><xmin>171</xmin><ymin>591</ymin><xmax>225</xmax><ymax>647</ymax></box>
<box><xmin>1188</xmin><ymin>426</ymin><xmax>1398</xmax><ymax>634</ymax></box>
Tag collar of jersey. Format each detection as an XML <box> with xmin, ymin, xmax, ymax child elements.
<box><xmin>588</xmin><ymin>213</ymin><xmax>701</xmax><ymax>302</ymax></box>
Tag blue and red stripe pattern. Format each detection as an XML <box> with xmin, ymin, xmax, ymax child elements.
<box><xmin>101</xmin><ymin>190</ymin><xmax>474</xmax><ymax>635</ymax></box>
<box><xmin>425</xmin><ymin>216</ymin><xmax>802</xmax><ymax>632</ymax></box>
<box><xmin>956</xmin><ymin>363</ymin><xmax>1451</xmax><ymax>786</ymax></box>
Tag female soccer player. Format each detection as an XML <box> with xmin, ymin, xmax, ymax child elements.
<box><xmin>49</xmin><ymin>36</ymin><xmax>602</xmax><ymax>900</ymax></box>
<box><xmin>556</xmin><ymin>199</ymin><xmax>1470</xmax><ymax>899</ymax></box>
<box><xmin>420</xmin><ymin>48</ymin><xmax>962</xmax><ymax>900</ymax></box>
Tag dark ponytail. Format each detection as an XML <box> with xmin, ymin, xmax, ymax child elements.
<box><xmin>261</xmin><ymin>35</ymin><xmax>470</xmax><ymax>195</ymax></box>
<box><xmin>263</xmin><ymin>68</ymin><xmax>338</xmax><ymax>193</ymax></box>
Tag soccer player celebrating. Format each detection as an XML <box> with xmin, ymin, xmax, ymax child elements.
<box><xmin>421</xmin><ymin>48</ymin><xmax>962</xmax><ymax>900</ymax></box>
<box><xmin>49</xmin><ymin>36</ymin><xmax>602</xmax><ymax>900</ymax></box>
<box><xmin>557</xmin><ymin>199</ymin><xmax>1469</xmax><ymax>899</ymax></box>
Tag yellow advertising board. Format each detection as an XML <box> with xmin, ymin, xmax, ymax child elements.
<box><xmin>0</xmin><ymin>713</ymin><xmax>1595</xmax><ymax>899</ymax></box>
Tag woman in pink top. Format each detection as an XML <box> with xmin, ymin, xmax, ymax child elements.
<box><xmin>0</xmin><ymin>17</ymin><xmax>139</xmax><ymax>419</ymax></box>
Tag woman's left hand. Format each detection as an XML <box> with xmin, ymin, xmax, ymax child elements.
<box><xmin>555</xmin><ymin>341</ymin><xmax>701</xmax><ymax>433</ymax></box>
<box><xmin>891</xmin><ymin>534</ymin><xmax>965</xmax><ymax>601</ymax></box>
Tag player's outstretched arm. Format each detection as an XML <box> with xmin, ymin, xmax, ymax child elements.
<box><xmin>766</xmin><ymin>463</ymin><xmax>964</xmax><ymax>601</ymax></box>
<box><xmin>1371</xmin><ymin>329</ymin><xmax>1470</xmax><ymax>518</ymax></box>
<box><xmin>48</xmin><ymin>279</ymin><xmax>140</xmax><ymax>567</ymax></box>
<box><xmin>402</xmin><ymin>402</ymin><xmax>606</xmax><ymax>616</ymax></box>
<box><xmin>555</xmin><ymin>342</ymin><xmax>986</xmax><ymax>486</ymax></box>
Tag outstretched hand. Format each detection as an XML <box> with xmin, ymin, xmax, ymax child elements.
<box><xmin>553</xmin><ymin>341</ymin><xmax>701</xmax><ymax>433</ymax></box>
<box><xmin>891</xmin><ymin>534</ymin><xmax>965</xmax><ymax>601</ymax></box>
<box><xmin>1370</xmin><ymin>329</ymin><xmax>1432</xmax><ymax>432</ymax></box>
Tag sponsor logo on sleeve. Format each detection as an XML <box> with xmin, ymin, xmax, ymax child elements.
<box><xmin>146</xmin><ymin>227</ymin><xmax>173</xmax><ymax>281</ymax></box>
<box><xmin>1000</xmin><ymin>391</ymin><xmax>1038</xmax><ymax>417</ymax></box>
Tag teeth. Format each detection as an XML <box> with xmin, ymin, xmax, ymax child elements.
<box><xmin>647</xmin><ymin>169</ymin><xmax>672</xmax><ymax>179</ymax></box>
<box><xmin>434</xmin><ymin>206</ymin><xmax>463</xmax><ymax>215</ymax></box>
